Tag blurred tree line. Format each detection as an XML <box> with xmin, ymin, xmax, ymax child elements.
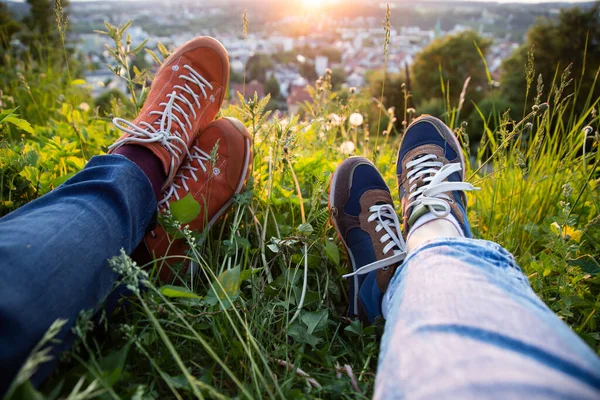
<box><xmin>367</xmin><ymin>3</ymin><xmax>600</xmax><ymax>151</ymax></box>
<box><xmin>2</xmin><ymin>0</ymin><xmax>598</xmax><ymax>152</ymax></box>
<box><xmin>1</xmin><ymin>0</ymin><xmax>72</xmax><ymax>62</ymax></box>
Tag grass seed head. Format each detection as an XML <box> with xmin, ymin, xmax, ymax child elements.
<box><xmin>382</xmin><ymin>4</ymin><xmax>391</xmax><ymax>58</ymax></box>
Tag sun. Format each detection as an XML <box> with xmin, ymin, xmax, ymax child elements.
<box><xmin>302</xmin><ymin>0</ymin><xmax>323</xmax><ymax>9</ymax></box>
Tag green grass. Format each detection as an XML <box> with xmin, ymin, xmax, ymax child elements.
<box><xmin>1</xmin><ymin>20</ymin><xmax>600</xmax><ymax>400</ymax></box>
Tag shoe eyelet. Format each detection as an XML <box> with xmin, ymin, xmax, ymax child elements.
<box><xmin>213</xmin><ymin>167</ymin><xmax>221</xmax><ymax>176</ymax></box>
<box><xmin>209</xmin><ymin>95</ymin><xmax>216</xmax><ymax>103</ymax></box>
<box><xmin>331</xmin><ymin>206</ymin><xmax>338</xmax><ymax>217</ymax></box>
<box><xmin>172</xmin><ymin>65</ymin><xmax>179</xmax><ymax>71</ymax></box>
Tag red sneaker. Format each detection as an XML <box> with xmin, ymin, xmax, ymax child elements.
<box><xmin>108</xmin><ymin>36</ymin><xmax>230</xmax><ymax>187</ymax></box>
<box><xmin>144</xmin><ymin>117</ymin><xmax>253</xmax><ymax>281</ymax></box>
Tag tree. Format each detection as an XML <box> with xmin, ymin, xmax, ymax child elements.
<box><xmin>264</xmin><ymin>75</ymin><xmax>281</xmax><ymax>99</ymax></box>
<box><xmin>0</xmin><ymin>3</ymin><xmax>21</xmax><ymax>50</ymax></box>
<box><xmin>246</xmin><ymin>53</ymin><xmax>273</xmax><ymax>83</ymax></box>
<box><xmin>467</xmin><ymin>94</ymin><xmax>517</xmax><ymax>150</ymax></box>
<box><xmin>298</xmin><ymin>60</ymin><xmax>317</xmax><ymax>82</ymax></box>
<box><xmin>366</xmin><ymin>70</ymin><xmax>408</xmax><ymax>134</ymax></box>
<box><xmin>330</xmin><ymin>67</ymin><xmax>346</xmax><ymax>91</ymax></box>
<box><xmin>21</xmin><ymin>0</ymin><xmax>70</xmax><ymax>58</ymax></box>
<box><xmin>24</xmin><ymin>0</ymin><xmax>54</xmax><ymax>37</ymax></box>
<box><xmin>500</xmin><ymin>4</ymin><xmax>600</xmax><ymax>115</ymax></box>
<box><xmin>411</xmin><ymin>30</ymin><xmax>492</xmax><ymax>108</ymax></box>
<box><xmin>418</xmin><ymin>98</ymin><xmax>445</xmax><ymax>118</ymax></box>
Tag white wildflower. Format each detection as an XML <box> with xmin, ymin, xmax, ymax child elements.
<box><xmin>328</xmin><ymin>113</ymin><xmax>342</xmax><ymax>126</ymax></box>
<box><xmin>349</xmin><ymin>113</ymin><xmax>364</xmax><ymax>127</ymax></box>
<box><xmin>340</xmin><ymin>141</ymin><xmax>356</xmax><ymax>155</ymax></box>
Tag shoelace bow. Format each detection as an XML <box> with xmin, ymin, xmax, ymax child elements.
<box><xmin>342</xmin><ymin>154</ymin><xmax>480</xmax><ymax>278</ymax></box>
<box><xmin>343</xmin><ymin>203</ymin><xmax>407</xmax><ymax>278</ymax></box>
<box><xmin>157</xmin><ymin>145</ymin><xmax>211</xmax><ymax>209</ymax></box>
<box><xmin>405</xmin><ymin>154</ymin><xmax>479</xmax><ymax>218</ymax></box>
<box><xmin>109</xmin><ymin>65</ymin><xmax>214</xmax><ymax>179</ymax></box>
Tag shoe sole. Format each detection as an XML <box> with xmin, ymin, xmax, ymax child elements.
<box><xmin>156</xmin><ymin>36</ymin><xmax>231</xmax><ymax>111</ymax></box>
<box><xmin>328</xmin><ymin>157</ymin><xmax>377</xmax><ymax>316</ymax></box>
<box><xmin>188</xmin><ymin>118</ymin><xmax>252</xmax><ymax>275</ymax></box>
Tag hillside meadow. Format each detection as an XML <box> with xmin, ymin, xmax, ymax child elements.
<box><xmin>1</xmin><ymin>13</ymin><xmax>599</xmax><ymax>400</ymax></box>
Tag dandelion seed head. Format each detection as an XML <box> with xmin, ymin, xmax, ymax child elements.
<box><xmin>339</xmin><ymin>141</ymin><xmax>356</xmax><ymax>155</ymax></box>
<box><xmin>328</xmin><ymin>113</ymin><xmax>342</xmax><ymax>126</ymax></box>
<box><xmin>349</xmin><ymin>113</ymin><xmax>364</xmax><ymax>127</ymax></box>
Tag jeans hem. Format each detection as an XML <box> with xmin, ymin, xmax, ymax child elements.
<box><xmin>405</xmin><ymin>237</ymin><xmax>520</xmax><ymax>270</ymax></box>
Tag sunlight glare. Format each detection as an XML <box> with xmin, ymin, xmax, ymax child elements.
<box><xmin>303</xmin><ymin>0</ymin><xmax>323</xmax><ymax>9</ymax></box>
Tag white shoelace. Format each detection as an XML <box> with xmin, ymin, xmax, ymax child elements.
<box><xmin>405</xmin><ymin>154</ymin><xmax>479</xmax><ymax>218</ymax></box>
<box><xmin>342</xmin><ymin>154</ymin><xmax>479</xmax><ymax>278</ymax></box>
<box><xmin>343</xmin><ymin>204</ymin><xmax>407</xmax><ymax>278</ymax></box>
<box><xmin>157</xmin><ymin>145</ymin><xmax>211</xmax><ymax>209</ymax></box>
<box><xmin>109</xmin><ymin>65</ymin><xmax>214</xmax><ymax>179</ymax></box>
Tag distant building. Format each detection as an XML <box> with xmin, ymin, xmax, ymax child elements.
<box><xmin>315</xmin><ymin>56</ymin><xmax>329</xmax><ymax>78</ymax></box>
<box><xmin>270</xmin><ymin>66</ymin><xmax>306</xmax><ymax>97</ymax></box>
<box><xmin>230</xmin><ymin>80</ymin><xmax>265</xmax><ymax>104</ymax></box>
<box><xmin>231</xmin><ymin>60</ymin><xmax>245</xmax><ymax>74</ymax></box>
<box><xmin>286</xmin><ymin>84</ymin><xmax>313</xmax><ymax>115</ymax></box>
<box><xmin>85</xmin><ymin>70</ymin><xmax>128</xmax><ymax>99</ymax></box>
<box><xmin>346</xmin><ymin>72</ymin><xmax>365</xmax><ymax>88</ymax></box>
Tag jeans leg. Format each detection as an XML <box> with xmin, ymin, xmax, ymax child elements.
<box><xmin>0</xmin><ymin>155</ymin><xmax>156</xmax><ymax>393</ymax></box>
<box><xmin>375</xmin><ymin>238</ymin><xmax>600</xmax><ymax>400</ymax></box>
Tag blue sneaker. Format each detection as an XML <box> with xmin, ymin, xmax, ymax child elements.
<box><xmin>396</xmin><ymin>115</ymin><xmax>479</xmax><ymax>239</ymax></box>
<box><xmin>329</xmin><ymin>157</ymin><xmax>406</xmax><ymax>324</ymax></box>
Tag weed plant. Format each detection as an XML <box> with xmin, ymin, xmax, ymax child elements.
<box><xmin>1</xmin><ymin>18</ymin><xmax>599</xmax><ymax>400</ymax></box>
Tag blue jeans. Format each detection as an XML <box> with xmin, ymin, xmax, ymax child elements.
<box><xmin>0</xmin><ymin>155</ymin><xmax>156</xmax><ymax>393</ymax></box>
<box><xmin>2</xmin><ymin>156</ymin><xmax>600</xmax><ymax>398</ymax></box>
<box><xmin>377</xmin><ymin>238</ymin><xmax>600</xmax><ymax>399</ymax></box>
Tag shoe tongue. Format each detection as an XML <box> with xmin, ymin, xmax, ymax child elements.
<box><xmin>360</xmin><ymin>189</ymin><xmax>392</xmax><ymax>212</ymax></box>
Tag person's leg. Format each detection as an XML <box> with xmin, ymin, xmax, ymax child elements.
<box><xmin>0</xmin><ymin>155</ymin><xmax>156</xmax><ymax>392</ymax></box>
<box><xmin>0</xmin><ymin>36</ymin><xmax>231</xmax><ymax>394</ymax></box>
<box><xmin>376</xmin><ymin>238</ymin><xmax>600</xmax><ymax>399</ymax></box>
<box><xmin>373</xmin><ymin>115</ymin><xmax>600</xmax><ymax>399</ymax></box>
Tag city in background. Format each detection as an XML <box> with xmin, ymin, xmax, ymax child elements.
<box><xmin>1</xmin><ymin>1</ymin><xmax>600</xmax><ymax>398</ymax></box>
<box><xmin>5</xmin><ymin>0</ymin><xmax>597</xmax><ymax>115</ymax></box>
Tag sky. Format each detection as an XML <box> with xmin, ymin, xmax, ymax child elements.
<box><xmin>4</xmin><ymin>0</ymin><xmax>596</xmax><ymax>2</ymax></box>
